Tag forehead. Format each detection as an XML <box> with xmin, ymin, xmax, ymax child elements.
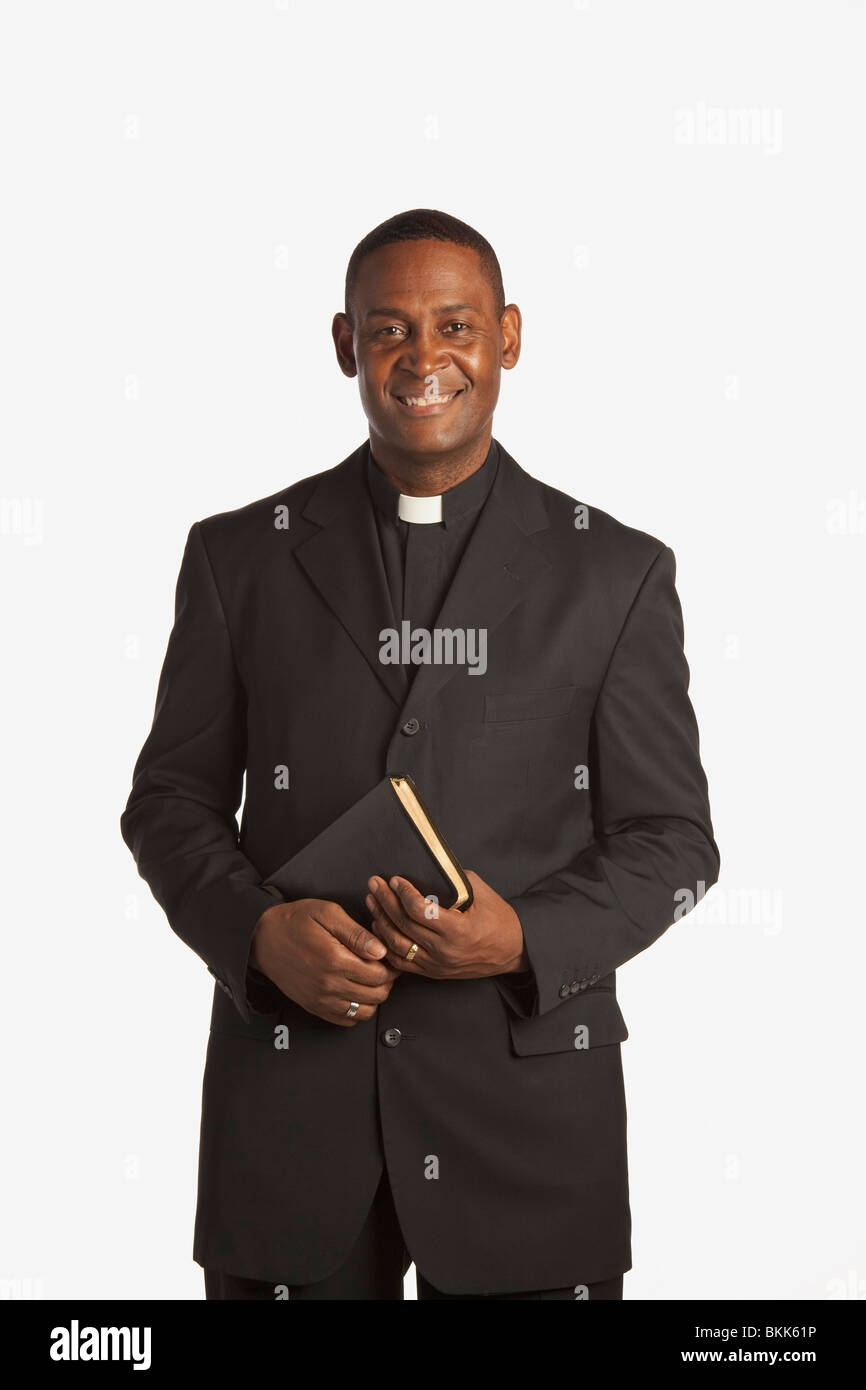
<box><xmin>354</xmin><ymin>239</ymin><xmax>492</xmax><ymax>314</ymax></box>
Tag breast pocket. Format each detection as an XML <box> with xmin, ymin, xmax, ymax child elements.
<box><xmin>466</xmin><ymin>684</ymin><xmax>586</xmax><ymax>867</ymax></box>
<box><xmin>483</xmin><ymin>684</ymin><xmax>579</xmax><ymax>723</ymax></box>
<box><xmin>507</xmin><ymin>990</ymin><xmax>629</xmax><ymax>1056</ymax></box>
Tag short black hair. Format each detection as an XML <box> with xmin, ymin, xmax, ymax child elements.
<box><xmin>344</xmin><ymin>208</ymin><xmax>505</xmax><ymax>324</ymax></box>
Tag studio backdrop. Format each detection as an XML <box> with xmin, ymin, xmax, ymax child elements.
<box><xmin>1</xmin><ymin>0</ymin><xmax>863</xmax><ymax>1301</ymax></box>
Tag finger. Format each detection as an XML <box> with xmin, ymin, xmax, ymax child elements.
<box><xmin>334</xmin><ymin>947</ymin><xmax>398</xmax><ymax>989</ymax></box>
<box><xmin>365</xmin><ymin>891</ymin><xmax>419</xmax><ymax>952</ymax></box>
<box><xmin>366</xmin><ymin>877</ymin><xmax>411</xmax><ymax>933</ymax></box>
<box><xmin>332</xmin><ymin>978</ymin><xmax>392</xmax><ymax>1007</ymax></box>
<box><xmin>328</xmin><ymin>999</ymin><xmax>379</xmax><ymax>1027</ymax></box>
<box><xmin>343</xmin><ymin>959</ymin><xmax>400</xmax><ymax>988</ymax></box>
<box><xmin>312</xmin><ymin>901</ymin><xmax>388</xmax><ymax>959</ymax></box>
<box><xmin>385</xmin><ymin>874</ymin><xmax>448</xmax><ymax>930</ymax></box>
<box><xmin>367</xmin><ymin>877</ymin><xmax>441</xmax><ymax>941</ymax></box>
<box><xmin>366</xmin><ymin>895</ymin><xmax>429</xmax><ymax>973</ymax></box>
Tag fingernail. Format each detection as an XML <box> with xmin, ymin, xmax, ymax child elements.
<box><xmin>365</xmin><ymin>937</ymin><xmax>386</xmax><ymax>956</ymax></box>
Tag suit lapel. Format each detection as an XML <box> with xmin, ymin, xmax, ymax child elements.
<box><xmin>293</xmin><ymin>439</ymin><xmax>552</xmax><ymax>714</ymax></box>
<box><xmin>293</xmin><ymin>443</ymin><xmax>408</xmax><ymax>707</ymax></box>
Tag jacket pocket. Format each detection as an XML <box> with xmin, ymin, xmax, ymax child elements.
<box><xmin>507</xmin><ymin>990</ymin><xmax>628</xmax><ymax>1056</ymax></box>
<box><xmin>484</xmin><ymin>684</ymin><xmax>579</xmax><ymax>723</ymax></box>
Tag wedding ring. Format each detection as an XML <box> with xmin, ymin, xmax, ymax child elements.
<box><xmin>345</xmin><ymin>1001</ymin><xmax>360</xmax><ymax>1018</ymax></box>
<box><xmin>405</xmin><ymin>943</ymin><xmax>419</xmax><ymax>962</ymax></box>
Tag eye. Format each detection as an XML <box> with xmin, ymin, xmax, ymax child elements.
<box><xmin>377</xmin><ymin>325</ymin><xmax>405</xmax><ymax>337</ymax></box>
<box><xmin>444</xmin><ymin>321</ymin><xmax>469</xmax><ymax>333</ymax></box>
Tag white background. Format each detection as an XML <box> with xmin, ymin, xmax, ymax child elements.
<box><xmin>1</xmin><ymin>0</ymin><xmax>863</xmax><ymax>1301</ymax></box>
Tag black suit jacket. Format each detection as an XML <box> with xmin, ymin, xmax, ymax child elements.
<box><xmin>120</xmin><ymin>438</ymin><xmax>720</xmax><ymax>1294</ymax></box>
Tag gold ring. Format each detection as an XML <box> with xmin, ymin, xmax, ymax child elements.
<box><xmin>345</xmin><ymin>1001</ymin><xmax>360</xmax><ymax>1018</ymax></box>
<box><xmin>405</xmin><ymin>943</ymin><xmax>419</xmax><ymax>962</ymax></box>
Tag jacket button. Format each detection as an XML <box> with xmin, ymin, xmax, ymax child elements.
<box><xmin>400</xmin><ymin>717</ymin><xmax>421</xmax><ymax>736</ymax></box>
<box><xmin>381</xmin><ymin>1027</ymin><xmax>402</xmax><ymax>1047</ymax></box>
<box><xmin>559</xmin><ymin>984</ymin><xmax>571</xmax><ymax>999</ymax></box>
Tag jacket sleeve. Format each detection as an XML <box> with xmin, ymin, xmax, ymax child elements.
<box><xmin>495</xmin><ymin>544</ymin><xmax>720</xmax><ymax>1020</ymax></box>
<box><xmin>120</xmin><ymin>521</ymin><xmax>282</xmax><ymax>1024</ymax></box>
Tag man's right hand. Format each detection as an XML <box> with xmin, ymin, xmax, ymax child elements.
<box><xmin>249</xmin><ymin>898</ymin><xmax>400</xmax><ymax>1027</ymax></box>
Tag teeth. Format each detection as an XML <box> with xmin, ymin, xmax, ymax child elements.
<box><xmin>400</xmin><ymin>392</ymin><xmax>456</xmax><ymax>407</ymax></box>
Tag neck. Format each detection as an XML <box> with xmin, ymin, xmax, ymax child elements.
<box><xmin>368</xmin><ymin>428</ymin><xmax>493</xmax><ymax>496</ymax></box>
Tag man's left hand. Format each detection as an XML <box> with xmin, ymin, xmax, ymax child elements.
<box><xmin>365</xmin><ymin>870</ymin><xmax>529</xmax><ymax>979</ymax></box>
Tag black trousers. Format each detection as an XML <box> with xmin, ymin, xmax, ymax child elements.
<box><xmin>203</xmin><ymin>1169</ymin><xmax>624</xmax><ymax>1301</ymax></box>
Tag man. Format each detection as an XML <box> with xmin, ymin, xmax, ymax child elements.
<box><xmin>120</xmin><ymin>208</ymin><xmax>720</xmax><ymax>1300</ymax></box>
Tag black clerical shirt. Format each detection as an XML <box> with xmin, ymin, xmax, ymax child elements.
<box><xmin>365</xmin><ymin>437</ymin><xmax>501</xmax><ymax>634</ymax></box>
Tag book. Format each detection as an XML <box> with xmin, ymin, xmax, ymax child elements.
<box><xmin>261</xmin><ymin>773</ymin><xmax>473</xmax><ymax>922</ymax></box>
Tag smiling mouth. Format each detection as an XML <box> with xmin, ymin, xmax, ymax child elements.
<box><xmin>394</xmin><ymin>389</ymin><xmax>463</xmax><ymax>413</ymax></box>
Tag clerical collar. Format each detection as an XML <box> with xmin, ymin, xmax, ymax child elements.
<box><xmin>398</xmin><ymin>492</ymin><xmax>442</xmax><ymax>523</ymax></box>
<box><xmin>365</xmin><ymin>438</ymin><xmax>500</xmax><ymax>528</ymax></box>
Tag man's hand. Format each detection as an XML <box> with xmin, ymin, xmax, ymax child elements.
<box><xmin>250</xmin><ymin>899</ymin><xmax>400</xmax><ymax>1027</ymax></box>
<box><xmin>364</xmin><ymin>870</ymin><xmax>529</xmax><ymax>980</ymax></box>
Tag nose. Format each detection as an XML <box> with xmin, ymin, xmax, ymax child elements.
<box><xmin>398</xmin><ymin>325</ymin><xmax>450</xmax><ymax>382</ymax></box>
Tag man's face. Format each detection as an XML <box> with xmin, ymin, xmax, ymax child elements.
<box><xmin>333</xmin><ymin>239</ymin><xmax>520</xmax><ymax>463</ymax></box>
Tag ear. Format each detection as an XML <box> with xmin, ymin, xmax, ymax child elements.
<box><xmin>500</xmin><ymin>304</ymin><xmax>522</xmax><ymax>370</ymax></box>
<box><xmin>331</xmin><ymin>312</ymin><xmax>358</xmax><ymax>378</ymax></box>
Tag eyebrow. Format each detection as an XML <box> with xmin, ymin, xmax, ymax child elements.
<box><xmin>365</xmin><ymin>302</ymin><xmax>480</xmax><ymax>320</ymax></box>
